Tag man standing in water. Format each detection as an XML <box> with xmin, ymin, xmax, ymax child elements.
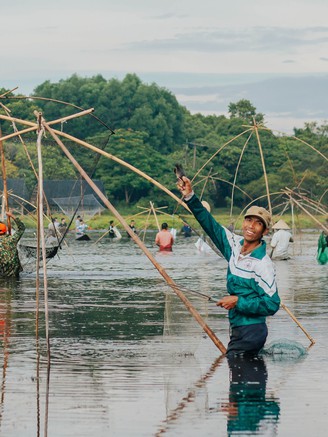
<box><xmin>0</xmin><ymin>211</ymin><xmax>25</xmax><ymax>277</ymax></box>
<box><xmin>155</xmin><ymin>223</ymin><xmax>174</xmax><ymax>252</ymax></box>
<box><xmin>270</xmin><ymin>219</ymin><xmax>294</xmax><ymax>260</ymax></box>
<box><xmin>177</xmin><ymin>176</ymin><xmax>280</xmax><ymax>356</ymax></box>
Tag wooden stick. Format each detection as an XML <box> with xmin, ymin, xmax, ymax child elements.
<box><xmin>192</xmin><ymin>128</ymin><xmax>253</xmax><ymax>181</ymax></box>
<box><xmin>280</xmin><ymin>302</ymin><xmax>315</xmax><ymax>345</ymax></box>
<box><xmin>35</xmin><ymin>122</ymin><xmax>51</xmax><ymax>361</ymax></box>
<box><xmin>253</xmin><ymin>121</ymin><xmax>272</xmax><ymax>215</ymax></box>
<box><xmin>0</xmin><ymin>87</ymin><xmax>18</xmax><ymax>99</ymax></box>
<box><xmin>0</xmin><ymin>108</ymin><xmax>94</xmax><ymax>142</ymax></box>
<box><xmin>0</xmin><ymin>112</ymin><xmax>190</xmax><ymax>212</ymax></box>
<box><xmin>150</xmin><ymin>201</ymin><xmax>161</xmax><ymax>231</ymax></box>
<box><xmin>230</xmin><ymin>131</ymin><xmax>253</xmax><ymax>217</ymax></box>
<box><xmin>286</xmin><ymin>191</ymin><xmax>328</xmax><ymax>233</ymax></box>
<box><xmin>43</xmin><ymin>119</ymin><xmax>226</xmax><ymax>354</ymax></box>
<box><xmin>0</xmin><ymin>127</ymin><xmax>10</xmax><ymax>233</ymax></box>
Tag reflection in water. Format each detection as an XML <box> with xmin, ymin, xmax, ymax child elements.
<box><xmin>0</xmin><ymin>232</ymin><xmax>326</xmax><ymax>436</ymax></box>
<box><xmin>156</xmin><ymin>355</ymin><xmax>225</xmax><ymax>436</ymax></box>
<box><xmin>0</xmin><ymin>286</ymin><xmax>11</xmax><ymax>429</ymax></box>
<box><xmin>224</xmin><ymin>354</ymin><xmax>280</xmax><ymax>436</ymax></box>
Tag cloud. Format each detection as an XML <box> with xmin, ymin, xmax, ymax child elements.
<box><xmin>124</xmin><ymin>26</ymin><xmax>328</xmax><ymax>54</ymax></box>
<box><xmin>170</xmin><ymin>75</ymin><xmax>328</xmax><ymax>121</ymax></box>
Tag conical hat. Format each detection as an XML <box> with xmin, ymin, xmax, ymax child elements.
<box><xmin>272</xmin><ymin>219</ymin><xmax>290</xmax><ymax>230</ymax></box>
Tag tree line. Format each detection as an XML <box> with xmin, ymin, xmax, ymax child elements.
<box><xmin>0</xmin><ymin>73</ymin><xmax>327</xmax><ymax>211</ymax></box>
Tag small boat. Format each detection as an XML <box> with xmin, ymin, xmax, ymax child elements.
<box><xmin>76</xmin><ymin>234</ymin><xmax>91</xmax><ymax>241</ymax></box>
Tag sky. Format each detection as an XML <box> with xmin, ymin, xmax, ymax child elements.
<box><xmin>1</xmin><ymin>0</ymin><xmax>328</xmax><ymax>132</ymax></box>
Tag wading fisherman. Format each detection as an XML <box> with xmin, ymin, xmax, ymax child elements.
<box><xmin>177</xmin><ymin>176</ymin><xmax>280</xmax><ymax>356</ymax></box>
<box><xmin>0</xmin><ymin>211</ymin><xmax>25</xmax><ymax>277</ymax></box>
<box><xmin>155</xmin><ymin>222</ymin><xmax>174</xmax><ymax>252</ymax></box>
<box><xmin>270</xmin><ymin>219</ymin><xmax>294</xmax><ymax>260</ymax></box>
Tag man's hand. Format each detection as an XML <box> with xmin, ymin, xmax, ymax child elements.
<box><xmin>216</xmin><ymin>295</ymin><xmax>238</xmax><ymax>310</ymax></box>
<box><xmin>177</xmin><ymin>176</ymin><xmax>193</xmax><ymax>198</ymax></box>
<box><xmin>6</xmin><ymin>211</ymin><xmax>15</xmax><ymax>219</ymax></box>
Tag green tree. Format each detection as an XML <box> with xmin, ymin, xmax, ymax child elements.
<box><xmin>92</xmin><ymin>129</ymin><xmax>167</xmax><ymax>204</ymax></box>
<box><xmin>228</xmin><ymin>99</ymin><xmax>264</xmax><ymax>124</ymax></box>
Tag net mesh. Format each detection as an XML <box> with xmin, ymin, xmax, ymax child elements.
<box><xmin>261</xmin><ymin>339</ymin><xmax>308</xmax><ymax>360</ymax></box>
<box><xmin>163</xmin><ymin>291</ymin><xmax>208</xmax><ymax>356</ymax></box>
<box><xmin>52</xmin><ymin>194</ymin><xmax>105</xmax><ymax>216</ymax></box>
<box><xmin>18</xmin><ymin>243</ymin><xmax>60</xmax><ymax>273</ymax></box>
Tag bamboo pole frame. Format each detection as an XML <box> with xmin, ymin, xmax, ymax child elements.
<box><xmin>0</xmin><ymin>108</ymin><xmax>321</xmax><ymax>347</ymax></box>
<box><xmin>42</xmin><ymin>117</ymin><xmax>227</xmax><ymax>354</ymax></box>
<box><xmin>284</xmin><ymin>189</ymin><xmax>328</xmax><ymax>233</ymax></box>
<box><xmin>0</xmin><ymin>112</ymin><xmax>190</xmax><ymax>213</ymax></box>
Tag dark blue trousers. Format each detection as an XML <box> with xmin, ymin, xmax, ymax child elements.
<box><xmin>226</xmin><ymin>323</ymin><xmax>268</xmax><ymax>356</ymax></box>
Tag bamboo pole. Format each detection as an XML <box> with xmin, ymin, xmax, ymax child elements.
<box><xmin>35</xmin><ymin>122</ymin><xmax>51</xmax><ymax>361</ymax></box>
<box><xmin>192</xmin><ymin>128</ymin><xmax>253</xmax><ymax>181</ymax></box>
<box><xmin>43</xmin><ymin>119</ymin><xmax>226</xmax><ymax>354</ymax></box>
<box><xmin>230</xmin><ymin>131</ymin><xmax>253</xmax><ymax>217</ymax></box>
<box><xmin>150</xmin><ymin>201</ymin><xmax>161</xmax><ymax>231</ymax></box>
<box><xmin>0</xmin><ymin>126</ymin><xmax>10</xmax><ymax>232</ymax></box>
<box><xmin>253</xmin><ymin>121</ymin><xmax>272</xmax><ymax>215</ymax></box>
<box><xmin>141</xmin><ymin>209</ymin><xmax>152</xmax><ymax>242</ymax></box>
<box><xmin>0</xmin><ymin>109</ymin><xmax>95</xmax><ymax>142</ymax></box>
<box><xmin>0</xmin><ymin>87</ymin><xmax>18</xmax><ymax>98</ymax></box>
<box><xmin>250</xmin><ymin>125</ymin><xmax>328</xmax><ymax>163</ymax></box>
<box><xmin>281</xmin><ymin>303</ymin><xmax>315</xmax><ymax>344</ymax></box>
<box><xmin>0</xmin><ymin>112</ymin><xmax>190</xmax><ymax>212</ymax></box>
<box><xmin>286</xmin><ymin>190</ymin><xmax>328</xmax><ymax>233</ymax></box>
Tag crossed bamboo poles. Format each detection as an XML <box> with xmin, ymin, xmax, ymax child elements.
<box><xmin>0</xmin><ymin>108</ymin><xmax>321</xmax><ymax>347</ymax></box>
<box><xmin>0</xmin><ymin>109</ymin><xmax>227</xmax><ymax>354</ymax></box>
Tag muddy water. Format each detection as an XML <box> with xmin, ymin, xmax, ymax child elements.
<box><xmin>0</xmin><ymin>230</ymin><xmax>327</xmax><ymax>436</ymax></box>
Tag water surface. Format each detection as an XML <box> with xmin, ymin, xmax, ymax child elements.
<box><xmin>0</xmin><ymin>230</ymin><xmax>327</xmax><ymax>436</ymax></box>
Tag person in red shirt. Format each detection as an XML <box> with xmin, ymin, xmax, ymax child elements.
<box><xmin>155</xmin><ymin>223</ymin><xmax>174</xmax><ymax>251</ymax></box>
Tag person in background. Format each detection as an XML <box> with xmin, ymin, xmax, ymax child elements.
<box><xmin>47</xmin><ymin>217</ymin><xmax>60</xmax><ymax>237</ymax></box>
<box><xmin>270</xmin><ymin>219</ymin><xmax>294</xmax><ymax>260</ymax></box>
<box><xmin>317</xmin><ymin>222</ymin><xmax>328</xmax><ymax>265</ymax></box>
<box><xmin>155</xmin><ymin>222</ymin><xmax>174</xmax><ymax>252</ymax></box>
<box><xmin>180</xmin><ymin>221</ymin><xmax>192</xmax><ymax>237</ymax></box>
<box><xmin>76</xmin><ymin>218</ymin><xmax>88</xmax><ymax>237</ymax></box>
<box><xmin>108</xmin><ymin>220</ymin><xmax>116</xmax><ymax>239</ymax></box>
<box><xmin>0</xmin><ymin>211</ymin><xmax>26</xmax><ymax>277</ymax></box>
<box><xmin>58</xmin><ymin>217</ymin><xmax>67</xmax><ymax>235</ymax></box>
<box><xmin>75</xmin><ymin>215</ymin><xmax>81</xmax><ymax>231</ymax></box>
<box><xmin>177</xmin><ymin>175</ymin><xmax>280</xmax><ymax>356</ymax></box>
<box><xmin>127</xmin><ymin>220</ymin><xmax>138</xmax><ymax>238</ymax></box>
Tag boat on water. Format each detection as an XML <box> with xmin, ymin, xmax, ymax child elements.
<box><xmin>76</xmin><ymin>233</ymin><xmax>91</xmax><ymax>241</ymax></box>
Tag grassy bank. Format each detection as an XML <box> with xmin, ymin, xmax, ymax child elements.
<box><xmin>19</xmin><ymin>208</ymin><xmax>326</xmax><ymax>232</ymax></box>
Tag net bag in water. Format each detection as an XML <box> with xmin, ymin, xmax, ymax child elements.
<box><xmin>261</xmin><ymin>339</ymin><xmax>308</xmax><ymax>360</ymax></box>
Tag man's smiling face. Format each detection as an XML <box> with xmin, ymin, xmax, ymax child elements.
<box><xmin>242</xmin><ymin>216</ymin><xmax>268</xmax><ymax>243</ymax></box>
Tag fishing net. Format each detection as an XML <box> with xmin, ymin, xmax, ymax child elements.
<box><xmin>261</xmin><ymin>339</ymin><xmax>308</xmax><ymax>360</ymax></box>
<box><xmin>52</xmin><ymin>194</ymin><xmax>105</xmax><ymax>216</ymax></box>
<box><xmin>163</xmin><ymin>291</ymin><xmax>209</xmax><ymax>356</ymax></box>
<box><xmin>18</xmin><ymin>242</ymin><xmax>60</xmax><ymax>273</ymax></box>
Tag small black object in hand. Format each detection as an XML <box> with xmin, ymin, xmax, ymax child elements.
<box><xmin>174</xmin><ymin>164</ymin><xmax>186</xmax><ymax>181</ymax></box>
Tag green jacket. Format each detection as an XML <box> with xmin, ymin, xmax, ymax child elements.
<box><xmin>186</xmin><ymin>195</ymin><xmax>280</xmax><ymax>328</ymax></box>
<box><xmin>0</xmin><ymin>217</ymin><xmax>25</xmax><ymax>277</ymax></box>
<box><xmin>317</xmin><ymin>232</ymin><xmax>328</xmax><ymax>265</ymax></box>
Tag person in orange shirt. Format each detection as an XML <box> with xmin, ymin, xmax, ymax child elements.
<box><xmin>155</xmin><ymin>223</ymin><xmax>174</xmax><ymax>252</ymax></box>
